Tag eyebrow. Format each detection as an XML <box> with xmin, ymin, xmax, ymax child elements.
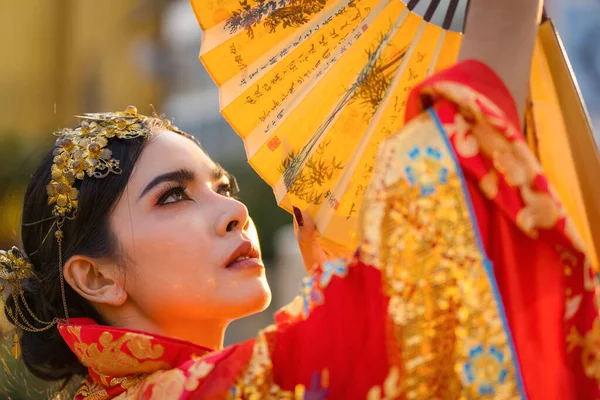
<box><xmin>212</xmin><ymin>164</ymin><xmax>227</xmax><ymax>181</ymax></box>
<box><xmin>213</xmin><ymin>164</ymin><xmax>240</xmax><ymax>193</ymax></box>
<box><xmin>212</xmin><ymin>164</ymin><xmax>234</xmax><ymax>185</ymax></box>
<box><xmin>138</xmin><ymin>168</ymin><xmax>196</xmax><ymax>200</ymax></box>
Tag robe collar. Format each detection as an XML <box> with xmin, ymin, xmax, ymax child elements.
<box><xmin>58</xmin><ymin>318</ymin><xmax>213</xmax><ymax>398</ymax></box>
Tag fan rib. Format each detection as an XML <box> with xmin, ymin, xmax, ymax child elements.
<box><xmin>406</xmin><ymin>0</ymin><xmax>421</xmax><ymax>11</ymax></box>
<box><xmin>423</xmin><ymin>0</ymin><xmax>441</xmax><ymax>22</ymax></box>
<box><xmin>542</xmin><ymin>7</ymin><xmax>549</xmax><ymax>23</ymax></box>
<box><xmin>461</xmin><ymin>0</ymin><xmax>472</xmax><ymax>32</ymax></box>
<box><xmin>426</xmin><ymin>30</ymin><xmax>448</xmax><ymax>77</ymax></box>
<box><xmin>443</xmin><ymin>0</ymin><xmax>460</xmax><ymax>30</ymax></box>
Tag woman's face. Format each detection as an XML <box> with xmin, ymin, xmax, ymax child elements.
<box><xmin>109</xmin><ymin>130</ymin><xmax>271</xmax><ymax>324</ymax></box>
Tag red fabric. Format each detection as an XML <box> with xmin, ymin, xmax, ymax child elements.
<box><xmin>405</xmin><ymin>60</ymin><xmax>521</xmax><ymax>130</ymax></box>
<box><xmin>272</xmin><ymin>261</ymin><xmax>390</xmax><ymax>399</ymax></box>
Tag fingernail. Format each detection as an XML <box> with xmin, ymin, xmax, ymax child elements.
<box><xmin>293</xmin><ymin>206</ymin><xmax>304</xmax><ymax>227</ymax></box>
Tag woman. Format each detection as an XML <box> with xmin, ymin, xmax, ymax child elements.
<box><xmin>1</xmin><ymin>0</ymin><xmax>598</xmax><ymax>399</ymax></box>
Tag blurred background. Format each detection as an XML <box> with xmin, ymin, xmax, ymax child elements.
<box><xmin>0</xmin><ymin>0</ymin><xmax>598</xmax><ymax>398</ymax></box>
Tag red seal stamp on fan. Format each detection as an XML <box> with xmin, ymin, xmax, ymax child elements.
<box><xmin>268</xmin><ymin>136</ymin><xmax>281</xmax><ymax>151</ymax></box>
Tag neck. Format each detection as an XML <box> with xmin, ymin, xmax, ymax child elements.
<box><xmin>154</xmin><ymin>317</ymin><xmax>229</xmax><ymax>350</ymax></box>
<box><xmin>99</xmin><ymin>304</ymin><xmax>229</xmax><ymax>350</ymax></box>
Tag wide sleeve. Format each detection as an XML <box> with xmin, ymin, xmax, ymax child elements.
<box><xmin>403</xmin><ymin>60</ymin><xmax>600</xmax><ymax>400</ymax></box>
<box><xmin>137</xmin><ymin>61</ymin><xmax>599</xmax><ymax>400</ymax></box>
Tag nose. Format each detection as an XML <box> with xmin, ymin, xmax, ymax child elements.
<box><xmin>215</xmin><ymin>197</ymin><xmax>250</xmax><ymax>237</ymax></box>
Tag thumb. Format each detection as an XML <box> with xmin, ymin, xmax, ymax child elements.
<box><xmin>293</xmin><ymin>207</ymin><xmax>329</xmax><ymax>272</ymax></box>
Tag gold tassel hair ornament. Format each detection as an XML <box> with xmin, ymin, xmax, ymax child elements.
<box><xmin>0</xmin><ymin>247</ymin><xmax>54</xmax><ymax>358</ymax></box>
<box><xmin>1</xmin><ymin>106</ymin><xmax>193</xmax><ymax>359</ymax></box>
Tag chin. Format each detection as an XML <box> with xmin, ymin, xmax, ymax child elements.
<box><xmin>230</xmin><ymin>277</ymin><xmax>272</xmax><ymax>319</ymax></box>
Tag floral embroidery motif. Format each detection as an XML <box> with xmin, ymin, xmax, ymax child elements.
<box><xmin>478</xmin><ymin>171</ymin><xmax>499</xmax><ymax>200</ymax></box>
<box><xmin>462</xmin><ymin>345</ymin><xmax>510</xmax><ymax>396</ymax></box>
<box><xmin>140</xmin><ymin>369</ymin><xmax>186</xmax><ymax>399</ymax></box>
<box><xmin>567</xmin><ymin>319</ymin><xmax>600</xmax><ymax>383</ymax></box>
<box><xmin>441</xmin><ymin>113</ymin><xmax>478</xmax><ymax>158</ymax></box>
<box><xmin>405</xmin><ymin>145</ymin><xmax>449</xmax><ymax>197</ymax></box>
<box><xmin>67</xmin><ymin>329</ymin><xmax>170</xmax><ymax>385</ymax></box>
<box><xmin>184</xmin><ymin>360</ymin><xmax>214</xmax><ymax>391</ymax></box>
<box><xmin>76</xmin><ymin>378</ymin><xmax>110</xmax><ymax>400</ymax></box>
<box><xmin>366</xmin><ymin>367</ymin><xmax>401</xmax><ymax>400</ymax></box>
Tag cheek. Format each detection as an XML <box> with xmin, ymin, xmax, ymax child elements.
<box><xmin>119</xmin><ymin>207</ymin><xmax>213</xmax><ymax>264</ymax></box>
<box><xmin>112</xmin><ymin>205</ymin><xmax>219</xmax><ymax>297</ymax></box>
<box><xmin>110</xmin><ymin>203</ymin><xmax>270</xmax><ymax>320</ymax></box>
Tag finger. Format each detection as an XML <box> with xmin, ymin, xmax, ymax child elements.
<box><xmin>292</xmin><ymin>207</ymin><xmax>317</xmax><ymax>241</ymax></box>
<box><xmin>293</xmin><ymin>207</ymin><xmax>328</xmax><ymax>271</ymax></box>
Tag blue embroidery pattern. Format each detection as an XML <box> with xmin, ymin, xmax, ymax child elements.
<box><xmin>320</xmin><ymin>258</ymin><xmax>349</xmax><ymax>288</ymax></box>
<box><xmin>301</xmin><ymin>276</ymin><xmax>324</xmax><ymax>317</ymax></box>
<box><xmin>462</xmin><ymin>345</ymin><xmax>509</xmax><ymax>396</ymax></box>
<box><xmin>404</xmin><ymin>145</ymin><xmax>449</xmax><ymax>197</ymax></box>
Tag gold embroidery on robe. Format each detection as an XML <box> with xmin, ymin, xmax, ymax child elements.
<box><xmin>359</xmin><ymin>112</ymin><xmax>520</xmax><ymax>398</ymax></box>
<box><xmin>567</xmin><ymin>319</ymin><xmax>600</xmax><ymax>383</ymax></box>
<box><xmin>65</xmin><ymin>328</ymin><xmax>170</xmax><ymax>386</ymax></box>
<box><xmin>140</xmin><ymin>369</ymin><xmax>186</xmax><ymax>400</ymax></box>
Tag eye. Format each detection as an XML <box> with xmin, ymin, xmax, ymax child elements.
<box><xmin>216</xmin><ymin>182</ymin><xmax>239</xmax><ymax>198</ymax></box>
<box><xmin>156</xmin><ymin>185</ymin><xmax>191</xmax><ymax>206</ymax></box>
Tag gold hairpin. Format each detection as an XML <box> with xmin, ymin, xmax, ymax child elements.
<box><xmin>0</xmin><ymin>247</ymin><xmax>38</xmax><ymax>297</ymax></box>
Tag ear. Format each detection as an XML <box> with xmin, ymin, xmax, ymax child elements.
<box><xmin>63</xmin><ymin>255</ymin><xmax>127</xmax><ymax>306</ymax></box>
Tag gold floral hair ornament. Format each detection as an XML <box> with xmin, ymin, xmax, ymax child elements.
<box><xmin>0</xmin><ymin>247</ymin><xmax>38</xmax><ymax>286</ymax></box>
<box><xmin>48</xmin><ymin>105</ymin><xmax>155</xmax><ymax>218</ymax></box>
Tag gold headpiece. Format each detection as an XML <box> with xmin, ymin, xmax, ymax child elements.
<box><xmin>48</xmin><ymin>105</ymin><xmax>155</xmax><ymax>217</ymax></box>
<box><xmin>2</xmin><ymin>106</ymin><xmax>189</xmax><ymax>357</ymax></box>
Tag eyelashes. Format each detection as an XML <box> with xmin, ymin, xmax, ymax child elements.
<box><xmin>155</xmin><ymin>182</ymin><xmax>240</xmax><ymax>206</ymax></box>
<box><xmin>155</xmin><ymin>184</ymin><xmax>190</xmax><ymax>206</ymax></box>
<box><xmin>216</xmin><ymin>182</ymin><xmax>240</xmax><ymax>199</ymax></box>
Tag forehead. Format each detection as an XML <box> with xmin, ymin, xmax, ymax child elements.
<box><xmin>130</xmin><ymin>130</ymin><xmax>216</xmax><ymax>183</ymax></box>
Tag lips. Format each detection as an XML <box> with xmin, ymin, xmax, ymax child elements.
<box><xmin>225</xmin><ymin>241</ymin><xmax>262</xmax><ymax>269</ymax></box>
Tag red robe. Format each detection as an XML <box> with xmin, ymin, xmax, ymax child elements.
<box><xmin>59</xmin><ymin>60</ymin><xmax>600</xmax><ymax>399</ymax></box>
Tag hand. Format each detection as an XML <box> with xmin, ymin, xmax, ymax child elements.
<box><xmin>292</xmin><ymin>207</ymin><xmax>332</xmax><ymax>272</ymax></box>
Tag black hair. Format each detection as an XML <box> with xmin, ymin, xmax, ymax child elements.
<box><xmin>4</xmin><ymin>134</ymin><xmax>148</xmax><ymax>382</ymax></box>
